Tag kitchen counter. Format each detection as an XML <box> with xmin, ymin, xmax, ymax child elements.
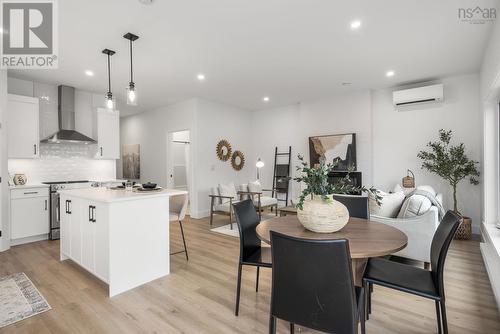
<box><xmin>9</xmin><ymin>183</ymin><xmax>49</xmax><ymax>190</ymax></box>
<box><xmin>59</xmin><ymin>187</ymin><xmax>187</xmax><ymax>297</ymax></box>
<box><xmin>58</xmin><ymin>187</ymin><xmax>186</xmax><ymax>203</ymax></box>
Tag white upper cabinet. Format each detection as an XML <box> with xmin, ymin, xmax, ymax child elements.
<box><xmin>96</xmin><ymin>108</ymin><xmax>120</xmax><ymax>159</ymax></box>
<box><xmin>34</xmin><ymin>82</ymin><xmax>58</xmax><ymax>140</ymax></box>
<box><xmin>7</xmin><ymin>94</ymin><xmax>40</xmax><ymax>158</ymax></box>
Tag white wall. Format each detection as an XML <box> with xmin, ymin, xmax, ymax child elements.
<box><xmin>251</xmin><ymin>91</ymin><xmax>373</xmax><ymax>203</ymax></box>
<box><xmin>119</xmin><ymin>98</ymin><xmax>254</xmax><ymax>218</ymax></box>
<box><xmin>251</xmin><ymin>75</ymin><xmax>482</xmax><ymax>227</ymax></box>
<box><xmin>0</xmin><ymin>70</ymin><xmax>8</xmax><ymax>251</ymax></box>
<box><xmin>372</xmin><ymin>74</ymin><xmax>482</xmax><ymax>226</ymax></box>
<box><xmin>479</xmin><ymin>18</ymin><xmax>500</xmax><ymax>312</ymax></box>
<box><xmin>194</xmin><ymin>99</ymin><xmax>254</xmax><ymax>217</ymax></box>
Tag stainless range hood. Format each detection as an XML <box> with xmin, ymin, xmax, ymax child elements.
<box><xmin>41</xmin><ymin>85</ymin><xmax>97</xmax><ymax>144</ymax></box>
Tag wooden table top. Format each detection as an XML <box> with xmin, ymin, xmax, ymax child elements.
<box><xmin>256</xmin><ymin>216</ymin><xmax>408</xmax><ymax>259</ymax></box>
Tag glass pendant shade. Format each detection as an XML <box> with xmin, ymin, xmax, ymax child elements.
<box><xmin>126</xmin><ymin>82</ymin><xmax>137</xmax><ymax>105</ymax></box>
<box><xmin>106</xmin><ymin>92</ymin><xmax>115</xmax><ymax>109</ymax></box>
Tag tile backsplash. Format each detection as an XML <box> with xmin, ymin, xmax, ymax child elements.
<box><xmin>8</xmin><ymin>143</ymin><xmax>116</xmax><ymax>183</ymax></box>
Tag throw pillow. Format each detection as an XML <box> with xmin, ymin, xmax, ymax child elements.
<box><xmin>369</xmin><ymin>190</ymin><xmax>405</xmax><ymax>218</ymax></box>
<box><xmin>397</xmin><ymin>194</ymin><xmax>432</xmax><ymax>218</ymax></box>
<box><xmin>248</xmin><ymin>180</ymin><xmax>263</xmax><ymax>193</ymax></box>
<box><xmin>417</xmin><ymin>185</ymin><xmax>437</xmax><ymax>196</ymax></box>
<box><xmin>218</xmin><ymin>182</ymin><xmax>237</xmax><ymax>204</ymax></box>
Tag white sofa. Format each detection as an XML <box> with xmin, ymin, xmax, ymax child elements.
<box><xmin>371</xmin><ymin>206</ymin><xmax>439</xmax><ymax>266</ymax></box>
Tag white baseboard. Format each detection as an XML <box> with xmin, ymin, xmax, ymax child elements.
<box><xmin>480</xmin><ymin>224</ymin><xmax>500</xmax><ymax>314</ymax></box>
<box><xmin>190</xmin><ymin>210</ymin><xmax>209</xmax><ymax>219</ymax></box>
<box><xmin>10</xmin><ymin>234</ymin><xmax>49</xmax><ymax>246</ymax></box>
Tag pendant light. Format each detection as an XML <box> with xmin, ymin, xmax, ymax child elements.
<box><xmin>124</xmin><ymin>32</ymin><xmax>139</xmax><ymax>105</ymax></box>
<box><xmin>102</xmin><ymin>48</ymin><xmax>116</xmax><ymax>109</ymax></box>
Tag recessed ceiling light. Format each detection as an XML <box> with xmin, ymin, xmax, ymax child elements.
<box><xmin>350</xmin><ymin>20</ymin><xmax>362</xmax><ymax>30</ymax></box>
<box><xmin>341</xmin><ymin>82</ymin><xmax>352</xmax><ymax>86</ymax></box>
<box><xmin>262</xmin><ymin>96</ymin><xmax>270</xmax><ymax>102</ymax></box>
<box><xmin>386</xmin><ymin>70</ymin><xmax>395</xmax><ymax>77</ymax></box>
<box><xmin>197</xmin><ymin>73</ymin><xmax>206</xmax><ymax>81</ymax></box>
<box><xmin>85</xmin><ymin>70</ymin><xmax>94</xmax><ymax>76</ymax></box>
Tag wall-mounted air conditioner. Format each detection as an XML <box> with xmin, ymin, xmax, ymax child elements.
<box><xmin>393</xmin><ymin>84</ymin><xmax>443</xmax><ymax>107</ymax></box>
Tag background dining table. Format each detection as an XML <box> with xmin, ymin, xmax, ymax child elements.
<box><xmin>256</xmin><ymin>215</ymin><xmax>408</xmax><ymax>286</ymax></box>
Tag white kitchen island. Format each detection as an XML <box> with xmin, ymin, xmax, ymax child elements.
<box><xmin>58</xmin><ymin>187</ymin><xmax>187</xmax><ymax>297</ymax></box>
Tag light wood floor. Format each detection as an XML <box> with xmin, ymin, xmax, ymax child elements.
<box><xmin>1</xmin><ymin>214</ymin><xmax>499</xmax><ymax>334</ymax></box>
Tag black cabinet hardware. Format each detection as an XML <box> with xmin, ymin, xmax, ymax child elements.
<box><xmin>34</xmin><ymin>144</ymin><xmax>37</xmax><ymax>155</ymax></box>
<box><xmin>100</xmin><ymin>147</ymin><xmax>103</xmax><ymax>156</ymax></box>
<box><xmin>45</xmin><ymin>199</ymin><xmax>47</xmax><ymax>211</ymax></box>
<box><xmin>89</xmin><ymin>205</ymin><xmax>92</xmax><ymax>222</ymax></box>
<box><xmin>23</xmin><ymin>191</ymin><xmax>38</xmax><ymax>195</ymax></box>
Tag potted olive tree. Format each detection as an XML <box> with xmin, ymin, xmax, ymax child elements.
<box><xmin>294</xmin><ymin>155</ymin><xmax>379</xmax><ymax>233</ymax></box>
<box><xmin>417</xmin><ymin>129</ymin><xmax>480</xmax><ymax>239</ymax></box>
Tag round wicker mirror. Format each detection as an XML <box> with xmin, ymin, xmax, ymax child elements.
<box><xmin>231</xmin><ymin>150</ymin><xmax>245</xmax><ymax>171</ymax></box>
<box><xmin>216</xmin><ymin>139</ymin><xmax>232</xmax><ymax>161</ymax></box>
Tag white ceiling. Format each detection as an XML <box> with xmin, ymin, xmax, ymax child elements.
<box><xmin>8</xmin><ymin>0</ymin><xmax>498</xmax><ymax>116</ymax></box>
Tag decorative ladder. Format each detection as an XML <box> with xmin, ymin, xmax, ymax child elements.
<box><xmin>271</xmin><ymin>146</ymin><xmax>292</xmax><ymax>207</ymax></box>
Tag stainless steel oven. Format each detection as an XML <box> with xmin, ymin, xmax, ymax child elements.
<box><xmin>43</xmin><ymin>181</ymin><xmax>94</xmax><ymax>240</ymax></box>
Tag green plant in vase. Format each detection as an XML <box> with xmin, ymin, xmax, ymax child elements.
<box><xmin>417</xmin><ymin>129</ymin><xmax>479</xmax><ymax>240</ymax></box>
<box><xmin>294</xmin><ymin>154</ymin><xmax>380</xmax><ymax>210</ymax></box>
<box><xmin>293</xmin><ymin>154</ymin><xmax>380</xmax><ymax>233</ymax></box>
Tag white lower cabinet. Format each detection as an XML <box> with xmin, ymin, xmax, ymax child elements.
<box><xmin>10</xmin><ymin>187</ymin><xmax>49</xmax><ymax>245</ymax></box>
<box><xmin>60</xmin><ymin>195</ymin><xmax>109</xmax><ymax>283</ymax></box>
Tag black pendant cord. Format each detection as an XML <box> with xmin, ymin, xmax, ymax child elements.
<box><xmin>107</xmin><ymin>53</ymin><xmax>112</xmax><ymax>94</ymax></box>
<box><xmin>129</xmin><ymin>39</ymin><xmax>133</xmax><ymax>84</ymax></box>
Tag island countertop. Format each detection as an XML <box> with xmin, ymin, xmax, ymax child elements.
<box><xmin>58</xmin><ymin>187</ymin><xmax>187</xmax><ymax>203</ymax></box>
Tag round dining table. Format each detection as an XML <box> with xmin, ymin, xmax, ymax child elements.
<box><xmin>256</xmin><ymin>215</ymin><xmax>408</xmax><ymax>286</ymax></box>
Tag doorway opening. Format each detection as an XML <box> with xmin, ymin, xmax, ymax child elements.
<box><xmin>168</xmin><ymin>130</ymin><xmax>191</xmax><ymax>213</ymax></box>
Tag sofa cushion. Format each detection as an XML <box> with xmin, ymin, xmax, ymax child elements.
<box><xmin>369</xmin><ymin>190</ymin><xmax>405</xmax><ymax>218</ymax></box>
<box><xmin>214</xmin><ymin>201</ymin><xmax>240</xmax><ymax>212</ymax></box>
<box><xmin>254</xmin><ymin>196</ymin><xmax>278</xmax><ymax>207</ymax></box>
<box><xmin>417</xmin><ymin>185</ymin><xmax>437</xmax><ymax>196</ymax></box>
<box><xmin>248</xmin><ymin>180</ymin><xmax>263</xmax><ymax>193</ymax></box>
<box><xmin>218</xmin><ymin>182</ymin><xmax>237</xmax><ymax>204</ymax></box>
<box><xmin>397</xmin><ymin>194</ymin><xmax>432</xmax><ymax>218</ymax></box>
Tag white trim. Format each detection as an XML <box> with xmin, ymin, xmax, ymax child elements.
<box><xmin>10</xmin><ymin>234</ymin><xmax>48</xmax><ymax>246</ymax></box>
<box><xmin>481</xmin><ymin>223</ymin><xmax>500</xmax><ymax>313</ymax></box>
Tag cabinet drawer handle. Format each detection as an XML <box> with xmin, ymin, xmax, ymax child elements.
<box><xmin>89</xmin><ymin>205</ymin><xmax>92</xmax><ymax>222</ymax></box>
<box><xmin>91</xmin><ymin>206</ymin><xmax>96</xmax><ymax>223</ymax></box>
<box><xmin>100</xmin><ymin>147</ymin><xmax>103</xmax><ymax>156</ymax></box>
<box><xmin>68</xmin><ymin>200</ymin><xmax>72</xmax><ymax>214</ymax></box>
<box><xmin>34</xmin><ymin>144</ymin><xmax>37</xmax><ymax>155</ymax></box>
<box><xmin>23</xmin><ymin>191</ymin><xmax>38</xmax><ymax>195</ymax></box>
<box><xmin>45</xmin><ymin>199</ymin><xmax>47</xmax><ymax>211</ymax></box>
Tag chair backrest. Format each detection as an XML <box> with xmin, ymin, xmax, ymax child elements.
<box><xmin>270</xmin><ymin>231</ymin><xmax>358</xmax><ymax>334</ymax></box>
<box><xmin>332</xmin><ymin>194</ymin><xmax>369</xmax><ymax>219</ymax></box>
<box><xmin>430</xmin><ymin>210</ymin><xmax>462</xmax><ymax>297</ymax></box>
<box><xmin>232</xmin><ymin>199</ymin><xmax>261</xmax><ymax>261</ymax></box>
<box><xmin>170</xmin><ymin>193</ymin><xmax>189</xmax><ymax>221</ymax></box>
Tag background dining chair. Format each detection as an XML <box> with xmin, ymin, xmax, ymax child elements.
<box><xmin>332</xmin><ymin>194</ymin><xmax>369</xmax><ymax>219</ymax></box>
<box><xmin>232</xmin><ymin>199</ymin><xmax>272</xmax><ymax>316</ymax></box>
<box><xmin>363</xmin><ymin>210</ymin><xmax>461</xmax><ymax>334</ymax></box>
<box><xmin>169</xmin><ymin>193</ymin><xmax>189</xmax><ymax>261</ymax></box>
<box><xmin>269</xmin><ymin>231</ymin><xmax>365</xmax><ymax>334</ymax></box>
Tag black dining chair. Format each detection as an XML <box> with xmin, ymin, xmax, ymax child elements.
<box><xmin>332</xmin><ymin>194</ymin><xmax>369</xmax><ymax>219</ymax></box>
<box><xmin>363</xmin><ymin>210</ymin><xmax>461</xmax><ymax>334</ymax></box>
<box><xmin>269</xmin><ymin>231</ymin><xmax>365</xmax><ymax>334</ymax></box>
<box><xmin>232</xmin><ymin>199</ymin><xmax>272</xmax><ymax>316</ymax></box>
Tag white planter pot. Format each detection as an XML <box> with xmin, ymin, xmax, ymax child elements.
<box><xmin>297</xmin><ymin>195</ymin><xmax>350</xmax><ymax>233</ymax></box>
